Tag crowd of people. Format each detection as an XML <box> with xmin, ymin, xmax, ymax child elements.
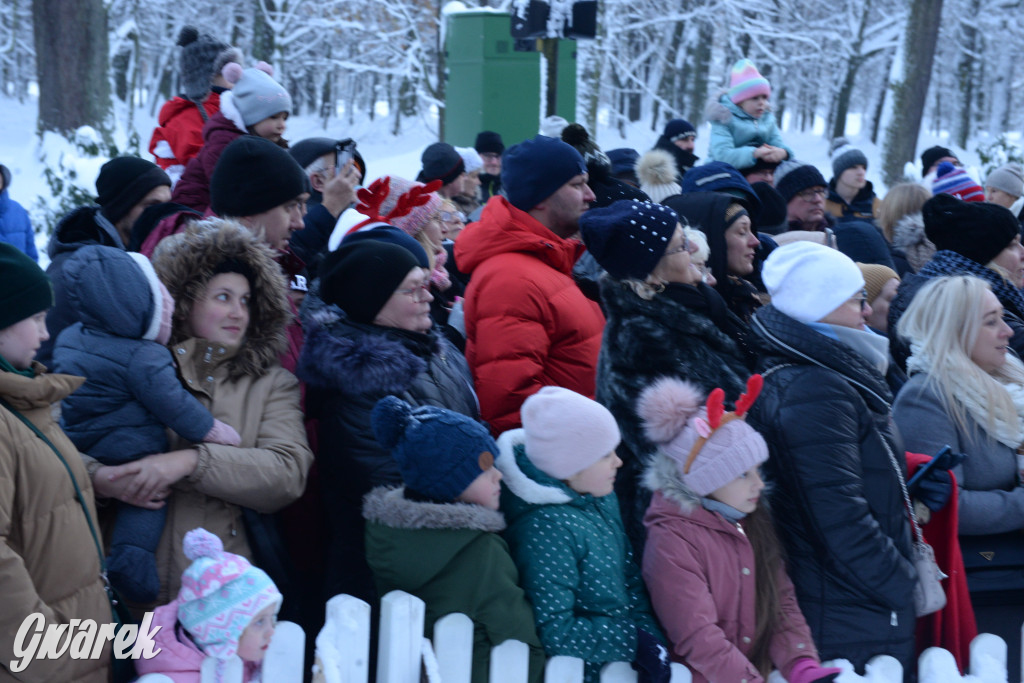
<box><xmin>4</xmin><ymin>30</ymin><xmax>1024</xmax><ymax>683</ymax></box>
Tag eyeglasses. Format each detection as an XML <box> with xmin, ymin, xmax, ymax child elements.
<box><xmin>852</xmin><ymin>288</ymin><xmax>869</xmax><ymax>311</ymax></box>
<box><xmin>663</xmin><ymin>233</ymin><xmax>691</xmax><ymax>256</ymax></box>
<box><xmin>796</xmin><ymin>187</ymin><xmax>827</xmax><ymax>201</ymax></box>
<box><xmin>397</xmin><ymin>283</ymin><xmax>431</xmax><ymax>302</ymax></box>
<box><xmin>440</xmin><ymin>210</ymin><xmax>466</xmax><ymax>223</ymax></box>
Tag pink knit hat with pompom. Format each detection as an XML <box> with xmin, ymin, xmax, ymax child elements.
<box><xmin>176</xmin><ymin>528</ymin><xmax>282</xmax><ymax>659</ymax></box>
<box><xmin>637</xmin><ymin>376</ymin><xmax>768</xmax><ymax>496</ymax></box>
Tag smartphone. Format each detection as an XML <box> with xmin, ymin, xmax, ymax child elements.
<box><xmin>335</xmin><ymin>139</ymin><xmax>357</xmax><ymax>176</ymax></box>
<box><xmin>907</xmin><ymin>445</ymin><xmax>966</xmax><ymax>494</ymax></box>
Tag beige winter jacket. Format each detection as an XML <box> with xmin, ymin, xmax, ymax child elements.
<box><xmin>0</xmin><ymin>366</ymin><xmax>112</xmax><ymax>683</ymax></box>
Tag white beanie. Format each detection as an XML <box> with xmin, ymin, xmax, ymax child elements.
<box><xmin>985</xmin><ymin>163</ymin><xmax>1024</xmax><ymax>199</ymax></box>
<box><xmin>456</xmin><ymin>146</ymin><xmax>483</xmax><ymax>174</ymax></box>
<box><xmin>521</xmin><ymin>387</ymin><xmax>621</xmax><ymax>479</ymax></box>
<box><xmin>762</xmin><ymin>241</ymin><xmax>864</xmax><ymax>323</ymax></box>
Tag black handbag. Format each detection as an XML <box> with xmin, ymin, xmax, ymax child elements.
<box><xmin>959</xmin><ymin>531</ymin><xmax>1024</xmax><ymax>597</ymax></box>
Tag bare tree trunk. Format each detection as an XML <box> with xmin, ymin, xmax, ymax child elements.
<box><xmin>32</xmin><ymin>0</ymin><xmax>110</xmax><ymax>135</ymax></box>
<box><xmin>954</xmin><ymin>2</ymin><xmax>980</xmax><ymax>149</ymax></box>
<box><xmin>686</xmin><ymin>21</ymin><xmax>713</xmax><ymax>124</ymax></box>
<box><xmin>882</xmin><ymin>0</ymin><xmax>944</xmax><ymax>186</ymax></box>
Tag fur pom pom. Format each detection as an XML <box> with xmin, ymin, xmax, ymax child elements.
<box><xmin>560</xmin><ymin>122</ymin><xmax>591</xmax><ymax>147</ymax></box>
<box><xmin>829</xmin><ymin>136</ymin><xmax>851</xmax><ymax>156</ymax></box>
<box><xmin>637</xmin><ymin>377</ymin><xmax>704</xmax><ymax>445</ymax></box>
<box><xmin>221</xmin><ymin>62</ymin><xmax>243</xmax><ymax>85</ymax></box>
<box><xmin>255</xmin><ymin>60</ymin><xmax>274</xmax><ymax>77</ymax></box>
<box><xmin>183</xmin><ymin>528</ymin><xmax>223</xmax><ymax>561</ymax></box>
<box><xmin>636</xmin><ymin>149</ymin><xmax>679</xmax><ymax>187</ymax></box>
<box><xmin>371</xmin><ymin>395</ymin><xmax>413</xmax><ymax>450</ymax></box>
<box><xmin>177</xmin><ymin>26</ymin><xmax>199</xmax><ymax>47</ymax></box>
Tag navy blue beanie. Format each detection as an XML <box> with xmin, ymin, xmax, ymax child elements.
<box><xmin>663</xmin><ymin>119</ymin><xmax>696</xmax><ymax>141</ymax></box>
<box><xmin>775</xmin><ymin>162</ymin><xmax>827</xmax><ymax>203</ymax></box>
<box><xmin>341</xmin><ymin>225</ymin><xmax>430</xmax><ymax>268</ymax></box>
<box><xmin>680</xmin><ymin>161</ymin><xmax>760</xmax><ymax>213</ymax></box>
<box><xmin>372</xmin><ymin>396</ymin><xmax>497</xmax><ymax>502</ymax></box>
<box><xmin>606</xmin><ymin>148</ymin><xmax>641</xmax><ymax>179</ymax></box>
<box><xmin>501</xmin><ymin>135</ymin><xmax>588</xmax><ymax>212</ymax></box>
<box><xmin>580</xmin><ymin>199</ymin><xmax>679</xmax><ymax>280</ymax></box>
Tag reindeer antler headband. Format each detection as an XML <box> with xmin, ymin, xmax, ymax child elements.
<box><xmin>683</xmin><ymin>374</ymin><xmax>763</xmax><ymax>474</ymax></box>
<box><xmin>347</xmin><ymin>176</ymin><xmax>443</xmax><ymax>235</ymax></box>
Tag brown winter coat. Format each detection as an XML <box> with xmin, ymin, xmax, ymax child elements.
<box><xmin>0</xmin><ymin>367</ymin><xmax>112</xmax><ymax>683</ymax></box>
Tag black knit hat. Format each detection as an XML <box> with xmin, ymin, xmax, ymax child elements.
<box><xmin>923</xmin><ymin>193</ymin><xmax>1020</xmax><ymax>265</ymax></box>
<box><xmin>663</xmin><ymin>118</ymin><xmax>696</xmax><ymax>141</ymax></box>
<box><xmin>320</xmin><ymin>240</ymin><xmax>422</xmax><ymax>324</ymax></box>
<box><xmin>210</xmin><ymin>136</ymin><xmax>307</xmax><ymax>218</ymax></box>
<box><xmin>474</xmin><ymin>131</ymin><xmax>504</xmax><ymax>156</ymax></box>
<box><xmin>177</xmin><ymin>26</ymin><xmax>233</xmax><ymax>102</ymax></box>
<box><xmin>0</xmin><ymin>242</ymin><xmax>52</xmax><ymax>331</ymax></box>
<box><xmin>774</xmin><ymin>162</ymin><xmax>827</xmax><ymax>203</ymax></box>
<box><xmin>341</xmin><ymin>226</ymin><xmax>430</xmax><ymax>268</ymax></box>
<box><xmin>920</xmin><ymin>146</ymin><xmax>957</xmax><ymax>177</ymax></box>
<box><xmin>579</xmin><ymin>199</ymin><xmax>679</xmax><ymax>280</ymax></box>
<box><xmin>417</xmin><ymin>143</ymin><xmax>465</xmax><ymax>186</ymax></box>
<box><xmin>95</xmin><ymin>157</ymin><xmax>171</xmax><ymax>227</ymax></box>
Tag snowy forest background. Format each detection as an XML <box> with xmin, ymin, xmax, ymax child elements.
<box><xmin>2</xmin><ymin>0</ymin><xmax>1024</xmax><ymax>237</ymax></box>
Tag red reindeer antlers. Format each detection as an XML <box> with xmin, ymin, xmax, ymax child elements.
<box><xmin>386</xmin><ymin>179</ymin><xmax>442</xmax><ymax>221</ymax></box>
<box><xmin>734</xmin><ymin>374</ymin><xmax>763</xmax><ymax>417</ymax></box>
<box><xmin>705</xmin><ymin>388</ymin><xmax>725</xmax><ymax>429</ymax></box>
<box><xmin>355</xmin><ymin>176</ymin><xmax>391</xmax><ymax>221</ymax></box>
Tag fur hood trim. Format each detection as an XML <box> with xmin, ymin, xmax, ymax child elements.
<box><xmin>218</xmin><ymin>91</ymin><xmax>248</xmax><ymax>133</ymax></box>
<box><xmin>495</xmin><ymin>429</ymin><xmax>573</xmax><ymax>505</ymax></box>
<box><xmin>636</xmin><ymin>149</ymin><xmax>679</xmax><ymax>187</ymax></box>
<box><xmin>297</xmin><ymin>313</ymin><xmax>427</xmax><ymax>396</ymax></box>
<box><xmin>890</xmin><ymin>212</ymin><xmax>934</xmax><ymax>271</ymax></box>
<box><xmin>642</xmin><ymin>450</ymin><xmax>700</xmax><ymax>513</ymax></box>
<box><xmin>150</xmin><ymin>218</ymin><xmax>289</xmax><ymax>379</ymax></box>
<box><xmin>705</xmin><ymin>89</ymin><xmax>733</xmax><ymax>123</ymax></box>
<box><xmin>363</xmin><ymin>486</ymin><xmax>506</xmax><ymax>532</ymax></box>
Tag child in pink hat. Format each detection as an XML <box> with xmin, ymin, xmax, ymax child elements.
<box><xmin>707</xmin><ymin>58</ymin><xmax>793</xmax><ymax>171</ymax></box>
<box><xmin>637</xmin><ymin>376</ymin><xmax>840</xmax><ymax>683</ymax></box>
<box><xmin>134</xmin><ymin>528</ymin><xmax>283</xmax><ymax>683</ymax></box>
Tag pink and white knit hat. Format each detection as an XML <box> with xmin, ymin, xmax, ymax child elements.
<box><xmin>727</xmin><ymin>59</ymin><xmax>771</xmax><ymax>105</ymax></box>
<box><xmin>176</xmin><ymin>528</ymin><xmax>282</xmax><ymax>659</ymax></box>
<box><xmin>638</xmin><ymin>376</ymin><xmax>768</xmax><ymax>497</ymax></box>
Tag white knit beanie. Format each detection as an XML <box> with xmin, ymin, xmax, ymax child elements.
<box><xmin>762</xmin><ymin>241</ymin><xmax>864</xmax><ymax>323</ymax></box>
<box><xmin>985</xmin><ymin>163</ymin><xmax>1024</xmax><ymax>199</ymax></box>
<box><xmin>521</xmin><ymin>387</ymin><xmax>621</xmax><ymax>479</ymax></box>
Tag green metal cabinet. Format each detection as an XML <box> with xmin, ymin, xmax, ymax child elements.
<box><xmin>444</xmin><ymin>9</ymin><xmax>576</xmax><ymax>147</ymax></box>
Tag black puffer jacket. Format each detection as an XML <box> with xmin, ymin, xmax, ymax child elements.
<box><xmin>596</xmin><ymin>279</ymin><xmax>750</xmax><ymax>553</ymax></box>
<box><xmin>747</xmin><ymin>305</ymin><xmax>916</xmax><ymax>673</ymax></box>
<box><xmin>298</xmin><ymin>301</ymin><xmax>480</xmax><ymax>600</ymax></box>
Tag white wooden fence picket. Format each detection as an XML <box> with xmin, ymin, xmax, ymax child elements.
<box><xmin>134</xmin><ymin>590</ymin><xmax>1024</xmax><ymax>683</ymax></box>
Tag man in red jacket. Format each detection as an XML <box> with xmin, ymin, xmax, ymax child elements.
<box><xmin>455</xmin><ymin>135</ymin><xmax>604</xmax><ymax>434</ymax></box>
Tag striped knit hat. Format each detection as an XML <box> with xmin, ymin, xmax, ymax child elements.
<box><xmin>932</xmin><ymin>162</ymin><xmax>985</xmax><ymax>203</ymax></box>
<box><xmin>177</xmin><ymin>528</ymin><xmax>282</xmax><ymax>659</ymax></box>
<box><xmin>727</xmin><ymin>59</ymin><xmax>771</xmax><ymax>105</ymax></box>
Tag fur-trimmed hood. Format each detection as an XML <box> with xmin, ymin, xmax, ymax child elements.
<box><xmin>705</xmin><ymin>90</ymin><xmax>737</xmax><ymax>123</ymax></box>
<box><xmin>495</xmin><ymin>429</ymin><xmax>574</xmax><ymax>508</ymax></box>
<box><xmin>363</xmin><ymin>485</ymin><xmax>506</xmax><ymax>532</ymax></box>
<box><xmin>642</xmin><ymin>449</ymin><xmax>701</xmax><ymax>513</ymax></box>
<box><xmin>297</xmin><ymin>298</ymin><xmax>438</xmax><ymax>397</ymax></box>
<box><xmin>150</xmin><ymin>218</ymin><xmax>290</xmax><ymax>379</ymax></box>
<box><xmin>890</xmin><ymin>212</ymin><xmax>933</xmax><ymax>273</ymax></box>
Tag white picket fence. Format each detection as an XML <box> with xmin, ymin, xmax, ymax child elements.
<box><xmin>135</xmin><ymin>591</ymin><xmax>1024</xmax><ymax>683</ymax></box>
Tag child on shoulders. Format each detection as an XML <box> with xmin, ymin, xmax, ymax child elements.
<box><xmin>707</xmin><ymin>59</ymin><xmax>793</xmax><ymax>171</ymax></box>
<box><xmin>495</xmin><ymin>387</ymin><xmax>669</xmax><ymax>683</ymax></box>
<box><xmin>363</xmin><ymin>396</ymin><xmax>545</xmax><ymax>683</ymax></box>
<box><xmin>638</xmin><ymin>376</ymin><xmax>839</xmax><ymax>683</ymax></box>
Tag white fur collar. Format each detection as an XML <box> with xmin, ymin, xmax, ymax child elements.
<box><xmin>495</xmin><ymin>429</ymin><xmax>572</xmax><ymax>505</ymax></box>
<box><xmin>641</xmin><ymin>451</ymin><xmax>700</xmax><ymax>513</ymax></box>
<box><xmin>218</xmin><ymin>91</ymin><xmax>248</xmax><ymax>132</ymax></box>
<box><xmin>362</xmin><ymin>486</ymin><xmax>506</xmax><ymax>532</ymax></box>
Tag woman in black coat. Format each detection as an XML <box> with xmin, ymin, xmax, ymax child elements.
<box><xmin>747</xmin><ymin>241</ymin><xmax>916</xmax><ymax>673</ymax></box>
<box><xmin>298</xmin><ymin>239</ymin><xmax>480</xmax><ymax>603</ymax></box>
<box><xmin>579</xmin><ymin>199</ymin><xmax>752</xmax><ymax>552</ymax></box>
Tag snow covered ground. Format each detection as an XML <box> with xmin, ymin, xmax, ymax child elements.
<box><xmin>0</xmin><ymin>92</ymin><xmax>1000</xmax><ymax>265</ymax></box>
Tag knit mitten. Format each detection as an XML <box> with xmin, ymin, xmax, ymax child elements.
<box><xmin>633</xmin><ymin>628</ymin><xmax>671</xmax><ymax>683</ymax></box>
<box><xmin>788</xmin><ymin>658</ymin><xmax>841</xmax><ymax>683</ymax></box>
<box><xmin>204</xmin><ymin>419</ymin><xmax>241</xmax><ymax>445</ymax></box>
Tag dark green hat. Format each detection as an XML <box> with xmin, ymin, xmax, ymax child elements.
<box><xmin>0</xmin><ymin>243</ymin><xmax>52</xmax><ymax>330</ymax></box>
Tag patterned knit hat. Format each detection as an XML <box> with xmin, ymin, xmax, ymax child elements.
<box><xmin>829</xmin><ymin>137</ymin><xmax>869</xmax><ymax>178</ymax></box>
<box><xmin>371</xmin><ymin>396</ymin><xmax>498</xmax><ymax>502</ymax></box>
<box><xmin>350</xmin><ymin>176</ymin><xmax>443</xmax><ymax>237</ymax></box>
<box><xmin>579</xmin><ymin>199</ymin><xmax>679</xmax><ymax>280</ymax></box>
<box><xmin>932</xmin><ymin>162</ymin><xmax>984</xmax><ymax>202</ymax></box>
<box><xmin>663</xmin><ymin>119</ymin><xmax>697</xmax><ymax>142</ymax></box>
<box><xmin>638</xmin><ymin>376</ymin><xmax>768</xmax><ymax>497</ymax></box>
<box><xmin>520</xmin><ymin>387</ymin><xmax>621</xmax><ymax>479</ymax></box>
<box><xmin>727</xmin><ymin>59</ymin><xmax>771</xmax><ymax>105</ymax></box>
<box><xmin>221</xmin><ymin>62</ymin><xmax>291</xmax><ymax>127</ymax></box>
<box><xmin>177</xmin><ymin>528</ymin><xmax>282</xmax><ymax>659</ymax></box>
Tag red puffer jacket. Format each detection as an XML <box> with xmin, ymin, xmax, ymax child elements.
<box><xmin>148</xmin><ymin>92</ymin><xmax>222</xmax><ymax>174</ymax></box>
<box><xmin>454</xmin><ymin>196</ymin><xmax>604</xmax><ymax>434</ymax></box>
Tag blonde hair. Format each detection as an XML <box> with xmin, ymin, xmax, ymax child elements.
<box><xmin>877</xmin><ymin>183</ymin><xmax>930</xmax><ymax>241</ymax></box>
<box><xmin>899</xmin><ymin>275</ymin><xmax>1024</xmax><ymax>434</ymax></box>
